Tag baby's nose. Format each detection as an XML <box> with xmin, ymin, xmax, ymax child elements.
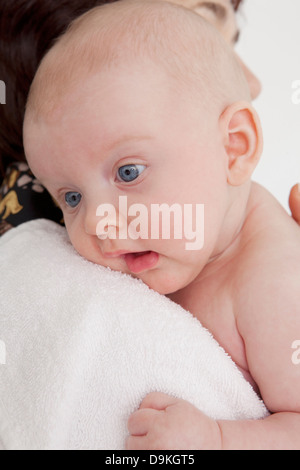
<box><xmin>84</xmin><ymin>207</ymin><xmax>101</xmax><ymax>236</ymax></box>
<box><xmin>86</xmin><ymin>203</ymin><xmax>127</xmax><ymax>240</ymax></box>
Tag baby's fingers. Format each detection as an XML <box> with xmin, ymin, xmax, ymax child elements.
<box><xmin>139</xmin><ymin>392</ymin><xmax>179</xmax><ymax>411</ymax></box>
<box><xmin>289</xmin><ymin>184</ymin><xmax>300</xmax><ymax>224</ymax></box>
<box><xmin>127</xmin><ymin>408</ymin><xmax>161</xmax><ymax>436</ymax></box>
<box><xmin>125</xmin><ymin>434</ymin><xmax>148</xmax><ymax>450</ymax></box>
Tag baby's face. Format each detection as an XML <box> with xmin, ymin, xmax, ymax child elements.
<box><xmin>25</xmin><ymin>62</ymin><xmax>230</xmax><ymax>295</ymax></box>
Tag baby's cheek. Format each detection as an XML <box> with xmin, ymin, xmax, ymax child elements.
<box><xmin>72</xmin><ymin>236</ymin><xmax>98</xmax><ymax>264</ymax></box>
<box><xmin>65</xmin><ymin>221</ymin><xmax>86</xmax><ymax>257</ymax></box>
<box><xmin>67</xmin><ymin>227</ymin><xmax>112</xmax><ymax>269</ymax></box>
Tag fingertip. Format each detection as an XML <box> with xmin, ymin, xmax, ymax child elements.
<box><xmin>139</xmin><ymin>391</ymin><xmax>178</xmax><ymax>410</ymax></box>
<box><xmin>127</xmin><ymin>410</ymin><xmax>137</xmax><ymax>433</ymax></box>
<box><xmin>125</xmin><ymin>435</ymin><xmax>147</xmax><ymax>450</ymax></box>
<box><xmin>127</xmin><ymin>407</ymin><xmax>159</xmax><ymax>436</ymax></box>
<box><xmin>289</xmin><ymin>184</ymin><xmax>300</xmax><ymax>224</ymax></box>
<box><xmin>139</xmin><ymin>392</ymin><xmax>161</xmax><ymax>409</ymax></box>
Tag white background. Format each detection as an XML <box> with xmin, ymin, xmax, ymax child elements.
<box><xmin>236</xmin><ymin>0</ymin><xmax>300</xmax><ymax>211</ymax></box>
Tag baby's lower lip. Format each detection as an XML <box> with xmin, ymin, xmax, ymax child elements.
<box><xmin>123</xmin><ymin>251</ymin><xmax>159</xmax><ymax>274</ymax></box>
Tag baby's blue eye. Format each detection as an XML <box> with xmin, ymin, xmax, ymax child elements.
<box><xmin>117</xmin><ymin>164</ymin><xmax>146</xmax><ymax>182</ymax></box>
<box><xmin>65</xmin><ymin>191</ymin><xmax>82</xmax><ymax>208</ymax></box>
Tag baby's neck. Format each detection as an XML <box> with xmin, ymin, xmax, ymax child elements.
<box><xmin>207</xmin><ymin>182</ymin><xmax>252</xmax><ymax>267</ymax></box>
<box><xmin>167</xmin><ymin>182</ymin><xmax>255</xmax><ymax>313</ymax></box>
<box><xmin>168</xmin><ymin>183</ymin><xmax>254</xmax><ymax>304</ymax></box>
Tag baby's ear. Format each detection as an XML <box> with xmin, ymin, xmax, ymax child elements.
<box><xmin>219</xmin><ymin>101</ymin><xmax>263</xmax><ymax>186</ymax></box>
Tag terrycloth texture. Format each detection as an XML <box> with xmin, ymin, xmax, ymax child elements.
<box><xmin>0</xmin><ymin>220</ymin><xmax>268</xmax><ymax>450</ymax></box>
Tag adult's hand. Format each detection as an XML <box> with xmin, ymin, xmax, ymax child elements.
<box><xmin>289</xmin><ymin>184</ymin><xmax>300</xmax><ymax>224</ymax></box>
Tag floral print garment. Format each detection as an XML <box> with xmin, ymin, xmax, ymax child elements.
<box><xmin>0</xmin><ymin>162</ymin><xmax>64</xmax><ymax>236</ymax></box>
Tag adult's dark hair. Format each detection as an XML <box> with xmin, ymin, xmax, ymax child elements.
<box><xmin>0</xmin><ymin>0</ymin><xmax>242</xmax><ymax>178</ymax></box>
<box><xmin>0</xmin><ymin>0</ymin><xmax>115</xmax><ymax>178</ymax></box>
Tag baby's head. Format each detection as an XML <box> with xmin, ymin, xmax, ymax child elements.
<box><xmin>24</xmin><ymin>0</ymin><xmax>263</xmax><ymax>294</ymax></box>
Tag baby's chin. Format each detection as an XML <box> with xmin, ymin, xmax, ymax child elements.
<box><xmin>133</xmin><ymin>269</ymin><xmax>191</xmax><ymax>296</ymax></box>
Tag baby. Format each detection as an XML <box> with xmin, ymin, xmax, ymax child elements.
<box><xmin>23</xmin><ymin>0</ymin><xmax>300</xmax><ymax>450</ymax></box>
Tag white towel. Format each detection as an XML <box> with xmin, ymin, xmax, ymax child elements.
<box><xmin>0</xmin><ymin>219</ymin><xmax>268</xmax><ymax>450</ymax></box>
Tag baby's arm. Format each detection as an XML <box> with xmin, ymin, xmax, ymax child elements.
<box><xmin>213</xmin><ymin>250</ymin><xmax>300</xmax><ymax>449</ymax></box>
<box><xmin>127</xmin><ymin>251</ymin><xmax>300</xmax><ymax>450</ymax></box>
<box><xmin>126</xmin><ymin>392</ymin><xmax>300</xmax><ymax>450</ymax></box>
<box><xmin>221</xmin><ymin>251</ymin><xmax>300</xmax><ymax>449</ymax></box>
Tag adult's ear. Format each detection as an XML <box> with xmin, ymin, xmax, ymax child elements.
<box><xmin>219</xmin><ymin>101</ymin><xmax>263</xmax><ymax>186</ymax></box>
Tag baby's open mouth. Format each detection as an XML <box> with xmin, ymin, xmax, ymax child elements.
<box><xmin>123</xmin><ymin>251</ymin><xmax>159</xmax><ymax>274</ymax></box>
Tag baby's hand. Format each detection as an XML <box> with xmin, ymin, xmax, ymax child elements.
<box><xmin>126</xmin><ymin>392</ymin><xmax>222</xmax><ymax>450</ymax></box>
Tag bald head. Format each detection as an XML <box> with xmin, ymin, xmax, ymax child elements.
<box><xmin>26</xmin><ymin>0</ymin><xmax>250</xmax><ymax>120</ymax></box>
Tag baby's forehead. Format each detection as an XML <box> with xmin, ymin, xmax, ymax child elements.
<box><xmin>26</xmin><ymin>0</ymin><xmax>248</xmax><ymax>121</ymax></box>
<box><xmin>43</xmin><ymin>2</ymin><xmax>218</xmax><ymax>74</ymax></box>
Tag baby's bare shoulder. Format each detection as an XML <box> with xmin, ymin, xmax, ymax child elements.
<box><xmin>232</xmin><ymin>184</ymin><xmax>300</xmax><ymax>412</ymax></box>
<box><xmin>235</xmin><ymin>218</ymin><xmax>300</xmax><ymax>323</ymax></box>
<box><xmin>235</xmin><ymin>183</ymin><xmax>300</xmax><ymax>283</ymax></box>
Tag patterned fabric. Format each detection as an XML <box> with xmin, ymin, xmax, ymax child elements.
<box><xmin>0</xmin><ymin>162</ymin><xmax>64</xmax><ymax>236</ymax></box>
